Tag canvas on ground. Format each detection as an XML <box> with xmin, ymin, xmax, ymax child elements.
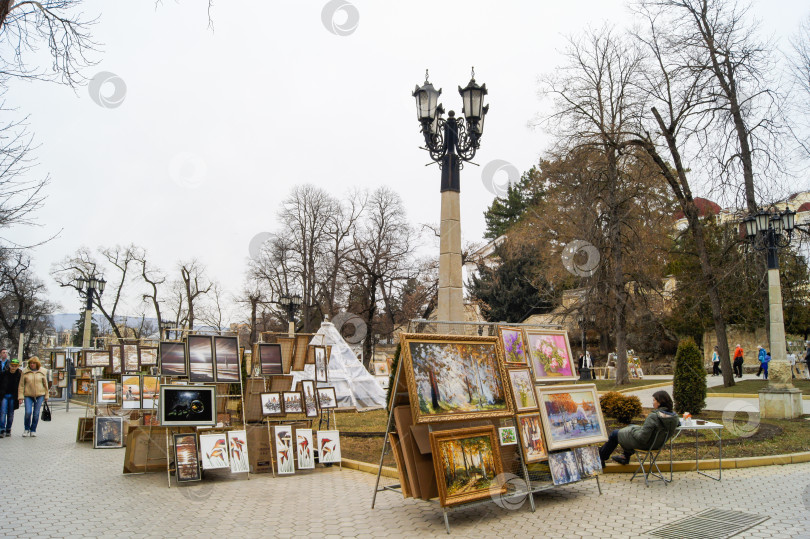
<box><xmin>275</xmin><ymin>425</ymin><xmax>295</xmax><ymax>474</ymax></box>
<box><xmin>228</xmin><ymin>430</ymin><xmax>249</xmax><ymax>473</ymax></box>
<box><xmin>199</xmin><ymin>433</ymin><xmax>229</xmax><ymax>470</ymax></box>
<box><xmin>317</xmin><ymin>430</ymin><xmax>341</xmax><ymax>464</ymax></box>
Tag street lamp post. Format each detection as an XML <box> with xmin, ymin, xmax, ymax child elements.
<box><xmin>14</xmin><ymin>311</ymin><xmax>33</xmax><ymax>363</ymax></box>
<box><xmin>578</xmin><ymin>312</ymin><xmax>596</xmax><ymax>381</ymax></box>
<box><xmin>742</xmin><ymin>206</ymin><xmax>802</xmax><ymax>418</ymax></box>
<box><xmin>160</xmin><ymin>319</ymin><xmax>173</xmax><ymax>340</ymax></box>
<box><xmin>413</xmin><ymin>68</ymin><xmax>488</xmax><ymax>326</ymax></box>
<box><xmin>278</xmin><ymin>294</ymin><xmax>303</xmax><ymax>336</ymax></box>
<box><xmin>77</xmin><ymin>275</ymin><xmax>106</xmax><ymax>349</ymax></box>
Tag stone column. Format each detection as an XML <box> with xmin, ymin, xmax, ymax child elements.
<box><xmin>759</xmin><ymin>268</ymin><xmax>803</xmax><ymax>418</ymax></box>
<box><xmin>437</xmin><ymin>190</ymin><xmax>464</xmax><ymax>331</ymax></box>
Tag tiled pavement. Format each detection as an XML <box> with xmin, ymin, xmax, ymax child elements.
<box><xmin>2</xmin><ymin>404</ymin><xmax>809</xmax><ymax>538</ymax></box>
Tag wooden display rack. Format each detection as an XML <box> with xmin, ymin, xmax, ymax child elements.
<box><xmin>371</xmin><ymin>320</ymin><xmax>602</xmax><ymax>534</ymax></box>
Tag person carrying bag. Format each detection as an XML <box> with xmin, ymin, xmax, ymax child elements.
<box><xmin>18</xmin><ymin>356</ymin><xmax>49</xmax><ymax>437</ymax></box>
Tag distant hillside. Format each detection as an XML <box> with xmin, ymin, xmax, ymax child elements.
<box><xmin>49</xmin><ymin>314</ymin><xmax>158</xmax><ymax>332</ymax></box>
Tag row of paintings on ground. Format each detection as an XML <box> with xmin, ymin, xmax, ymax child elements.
<box><xmin>430</xmin><ymin>424</ymin><xmax>602</xmax><ymax>507</ymax></box>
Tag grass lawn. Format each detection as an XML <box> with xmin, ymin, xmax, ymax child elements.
<box><xmin>707</xmin><ymin>379</ymin><xmax>810</xmax><ymax>394</ymax></box>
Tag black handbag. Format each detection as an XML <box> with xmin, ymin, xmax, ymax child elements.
<box><xmin>41</xmin><ymin>401</ymin><xmax>51</xmax><ymax>422</ymax></box>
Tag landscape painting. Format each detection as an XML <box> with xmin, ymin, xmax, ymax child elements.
<box><xmin>214</xmin><ymin>336</ymin><xmax>240</xmax><ymax>382</ymax></box>
<box><xmin>524</xmin><ymin>330</ymin><xmax>576</xmax><ymax>382</ymax></box>
<box><xmin>549</xmin><ymin>450</ymin><xmax>581</xmax><ymax>486</ymax></box>
<box><xmin>159</xmin><ymin>341</ymin><xmax>187</xmax><ymax>377</ymax></box>
<box><xmin>499</xmin><ymin>327</ymin><xmax>528</xmax><ymax>365</ymax></box>
<box><xmin>274</xmin><ymin>425</ymin><xmax>295</xmax><ymax>474</ymax></box>
<box><xmin>96</xmin><ymin>380</ymin><xmax>117</xmax><ymax>404</ymax></box>
<box><xmin>188</xmin><ymin>335</ymin><xmax>215</xmax><ymax>383</ymax></box>
<box><xmin>575</xmin><ymin>446</ymin><xmax>602</xmax><ymax>477</ymax></box>
<box><xmin>508</xmin><ymin>368</ymin><xmax>538</xmax><ymax>411</ymax></box>
<box><xmin>536</xmin><ymin>384</ymin><xmax>607</xmax><ymax>451</ymax></box>
<box><xmin>498</xmin><ymin>426</ymin><xmax>517</xmax><ymax>446</ymax></box>
<box><xmin>121</xmin><ymin>375</ymin><xmax>141</xmax><ymax>409</ymax></box>
<box><xmin>516</xmin><ymin>413</ymin><xmax>548</xmax><ymax>463</ymax></box>
<box><xmin>429</xmin><ymin>426</ymin><xmax>505</xmax><ymax>507</ymax></box>
<box><xmin>402</xmin><ymin>334</ymin><xmax>512</xmax><ymax>424</ymax></box>
<box><xmin>296</xmin><ymin>428</ymin><xmax>315</xmax><ymax>470</ymax></box>
<box><xmin>141</xmin><ymin>376</ymin><xmax>159</xmax><ymax>409</ymax></box>
<box><xmin>174</xmin><ymin>433</ymin><xmax>201</xmax><ymax>482</ymax></box>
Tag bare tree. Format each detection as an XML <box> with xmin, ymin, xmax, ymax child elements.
<box><xmin>199</xmin><ymin>281</ymin><xmax>227</xmax><ymax>330</ymax></box>
<box><xmin>788</xmin><ymin>15</ymin><xmax>810</xmax><ymax>157</ymax></box>
<box><xmin>0</xmin><ymin>250</ymin><xmax>56</xmax><ymax>356</ymax></box>
<box><xmin>132</xmin><ymin>247</ymin><xmax>168</xmax><ymax>336</ymax></box>
<box><xmin>320</xmin><ymin>190</ymin><xmax>365</xmax><ymax>318</ymax></box>
<box><xmin>179</xmin><ymin>259</ymin><xmax>211</xmax><ymax>330</ymax></box>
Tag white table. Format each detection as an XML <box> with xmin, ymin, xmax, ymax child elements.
<box><xmin>670</xmin><ymin>420</ymin><xmax>724</xmax><ymax>481</ymax></box>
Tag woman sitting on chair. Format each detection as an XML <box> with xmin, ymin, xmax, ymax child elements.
<box><xmin>598</xmin><ymin>390</ymin><xmax>680</xmax><ymax>466</ymax></box>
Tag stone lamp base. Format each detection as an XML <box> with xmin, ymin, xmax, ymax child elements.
<box><xmin>759</xmin><ymin>388</ymin><xmax>803</xmax><ymax>419</ymax></box>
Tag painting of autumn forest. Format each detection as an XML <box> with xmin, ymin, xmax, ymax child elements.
<box><xmin>437</xmin><ymin>435</ymin><xmax>499</xmax><ymax>501</ymax></box>
<box><xmin>410</xmin><ymin>342</ymin><xmax>507</xmax><ymax>417</ymax></box>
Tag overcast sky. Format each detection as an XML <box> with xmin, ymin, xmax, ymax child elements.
<box><xmin>5</xmin><ymin>0</ymin><xmax>808</xmax><ymax>317</ymax></box>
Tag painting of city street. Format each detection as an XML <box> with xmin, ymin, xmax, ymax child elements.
<box><xmin>403</xmin><ymin>334</ymin><xmax>512</xmax><ymax>424</ymax></box>
<box><xmin>524</xmin><ymin>329</ymin><xmax>577</xmax><ymax>382</ymax></box>
<box><xmin>188</xmin><ymin>335</ymin><xmax>215</xmax><ymax>382</ymax></box>
<box><xmin>536</xmin><ymin>384</ymin><xmax>607</xmax><ymax>450</ymax></box>
<box><xmin>429</xmin><ymin>426</ymin><xmax>505</xmax><ymax>507</ymax></box>
<box><xmin>214</xmin><ymin>336</ymin><xmax>240</xmax><ymax>382</ymax></box>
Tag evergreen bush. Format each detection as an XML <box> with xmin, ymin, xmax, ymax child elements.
<box><xmin>673</xmin><ymin>337</ymin><xmax>707</xmax><ymax>415</ymax></box>
<box><xmin>599</xmin><ymin>391</ymin><xmax>642</xmax><ymax>424</ymax></box>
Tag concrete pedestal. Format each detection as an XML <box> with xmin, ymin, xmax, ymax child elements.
<box><xmin>759</xmin><ymin>388</ymin><xmax>803</xmax><ymax>419</ymax></box>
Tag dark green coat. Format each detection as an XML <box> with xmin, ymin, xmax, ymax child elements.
<box><xmin>617</xmin><ymin>409</ymin><xmax>679</xmax><ymax>451</ymax></box>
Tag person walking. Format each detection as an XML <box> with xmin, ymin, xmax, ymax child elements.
<box><xmin>0</xmin><ymin>358</ymin><xmax>22</xmax><ymax>437</ymax></box>
<box><xmin>805</xmin><ymin>343</ymin><xmax>810</xmax><ymax>380</ymax></box>
<box><xmin>733</xmin><ymin>344</ymin><xmax>744</xmax><ymax>378</ymax></box>
<box><xmin>757</xmin><ymin>346</ymin><xmax>767</xmax><ymax>377</ymax></box>
<box><xmin>0</xmin><ymin>348</ymin><xmax>9</xmax><ymax>372</ymax></box>
<box><xmin>711</xmin><ymin>346</ymin><xmax>721</xmax><ymax>376</ymax></box>
<box><xmin>761</xmin><ymin>350</ymin><xmax>771</xmax><ymax>381</ymax></box>
<box><xmin>788</xmin><ymin>350</ymin><xmax>797</xmax><ymax>379</ymax></box>
<box><xmin>18</xmin><ymin>356</ymin><xmax>48</xmax><ymax>437</ymax></box>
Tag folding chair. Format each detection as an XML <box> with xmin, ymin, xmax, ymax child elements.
<box><xmin>630</xmin><ymin>429</ymin><xmax>672</xmax><ymax>487</ymax></box>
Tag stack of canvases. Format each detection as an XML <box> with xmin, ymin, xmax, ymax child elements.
<box><xmin>393</xmin><ymin>329</ymin><xmax>607</xmax><ymax>508</ymax></box>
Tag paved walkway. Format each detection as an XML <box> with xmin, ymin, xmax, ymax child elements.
<box><xmin>1</xmin><ymin>405</ymin><xmax>809</xmax><ymax>537</ymax></box>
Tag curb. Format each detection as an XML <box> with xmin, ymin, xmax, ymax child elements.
<box><xmin>706</xmin><ymin>392</ymin><xmax>810</xmax><ymax>400</ymax></box>
<box><xmin>342</xmin><ymin>458</ymin><xmax>398</xmax><ymax>479</ymax></box>
<box><xmin>593</xmin><ymin>381</ymin><xmax>674</xmax><ymax>396</ymax></box>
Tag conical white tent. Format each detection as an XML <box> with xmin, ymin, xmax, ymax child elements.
<box><xmin>290</xmin><ymin>322</ymin><xmax>386</xmax><ymax>410</ymax></box>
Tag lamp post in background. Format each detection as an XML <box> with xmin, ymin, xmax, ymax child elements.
<box><xmin>742</xmin><ymin>206</ymin><xmax>801</xmax><ymax>418</ymax></box>
<box><xmin>279</xmin><ymin>294</ymin><xmax>303</xmax><ymax>336</ymax></box>
<box><xmin>578</xmin><ymin>312</ymin><xmax>596</xmax><ymax>381</ymax></box>
<box><xmin>412</xmin><ymin>68</ymin><xmax>488</xmax><ymax>326</ymax></box>
<box><xmin>161</xmin><ymin>319</ymin><xmax>173</xmax><ymax>340</ymax></box>
<box><xmin>14</xmin><ymin>311</ymin><xmax>33</xmax><ymax>363</ymax></box>
<box><xmin>77</xmin><ymin>275</ymin><xmax>106</xmax><ymax>349</ymax></box>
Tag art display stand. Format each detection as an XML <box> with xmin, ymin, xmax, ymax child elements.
<box><xmin>371</xmin><ymin>320</ymin><xmax>602</xmax><ymax>534</ymax></box>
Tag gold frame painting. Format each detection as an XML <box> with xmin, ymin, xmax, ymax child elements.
<box><xmin>507</xmin><ymin>367</ymin><xmax>538</xmax><ymax>412</ymax></box>
<box><xmin>429</xmin><ymin>426</ymin><xmax>505</xmax><ymax>507</ymax></box>
<box><xmin>522</xmin><ymin>329</ymin><xmax>577</xmax><ymax>382</ymax></box>
<box><xmin>515</xmin><ymin>412</ymin><xmax>548</xmax><ymax>463</ymax></box>
<box><xmin>400</xmin><ymin>333</ymin><xmax>513</xmax><ymax>424</ymax></box>
<box><xmin>535</xmin><ymin>384</ymin><xmax>608</xmax><ymax>451</ymax></box>
<box><xmin>498</xmin><ymin>326</ymin><xmax>529</xmax><ymax>365</ymax></box>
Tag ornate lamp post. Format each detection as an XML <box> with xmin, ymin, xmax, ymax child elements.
<box><xmin>742</xmin><ymin>205</ymin><xmax>801</xmax><ymax>418</ymax></box>
<box><xmin>413</xmin><ymin>68</ymin><xmax>488</xmax><ymax>324</ymax></box>
<box><xmin>577</xmin><ymin>312</ymin><xmax>596</xmax><ymax>381</ymax></box>
<box><xmin>161</xmin><ymin>319</ymin><xmax>173</xmax><ymax>340</ymax></box>
<box><xmin>14</xmin><ymin>310</ymin><xmax>34</xmax><ymax>363</ymax></box>
<box><xmin>77</xmin><ymin>275</ymin><xmax>106</xmax><ymax>349</ymax></box>
<box><xmin>278</xmin><ymin>294</ymin><xmax>303</xmax><ymax>336</ymax></box>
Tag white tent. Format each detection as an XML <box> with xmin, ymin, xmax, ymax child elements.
<box><xmin>290</xmin><ymin>322</ymin><xmax>387</xmax><ymax>411</ymax></box>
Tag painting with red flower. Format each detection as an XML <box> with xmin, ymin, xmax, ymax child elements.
<box><xmin>524</xmin><ymin>329</ymin><xmax>576</xmax><ymax>382</ymax></box>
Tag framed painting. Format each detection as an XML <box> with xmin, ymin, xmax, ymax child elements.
<box><xmin>317</xmin><ymin>430</ymin><xmax>341</xmax><ymax>464</ymax></box>
<box><xmin>76</xmin><ymin>378</ymin><xmax>92</xmax><ymax>395</ymax></box>
<box><xmin>123</xmin><ymin>344</ymin><xmax>140</xmax><ymax>373</ymax></box>
<box><xmin>523</xmin><ymin>329</ymin><xmax>576</xmax><ymax>382</ymax></box>
<box><xmin>213</xmin><ymin>336</ymin><xmax>240</xmax><ymax>382</ymax></box>
<box><xmin>373</xmin><ymin>361</ymin><xmax>390</xmax><ymax>376</ymax></box>
<box><xmin>429</xmin><ymin>426</ymin><xmax>505</xmax><ymax>507</ymax></box>
<box><xmin>121</xmin><ymin>375</ymin><xmax>142</xmax><ymax>409</ymax></box>
<box><xmin>199</xmin><ymin>433</ymin><xmax>229</xmax><ymax>470</ymax></box>
<box><xmin>498</xmin><ymin>426</ymin><xmax>518</xmax><ymax>446</ymax></box>
<box><xmin>575</xmin><ymin>446</ymin><xmax>602</xmax><ymax>477</ymax></box>
<box><xmin>282</xmin><ymin>391</ymin><xmax>303</xmax><ymax>414</ymax></box>
<box><xmin>142</xmin><ymin>376</ymin><xmax>159</xmax><ymax>409</ymax></box>
<box><xmin>316</xmin><ymin>387</ymin><xmax>337</xmax><ymax>410</ymax></box>
<box><xmin>507</xmin><ymin>367</ymin><xmax>538</xmax><ymax>412</ymax></box>
<box><xmin>400</xmin><ymin>333</ymin><xmax>513</xmax><ymax>424</ymax></box>
<box><xmin>260</xmin><ymin>392</ymin><xmax>284</xmax><ymax>416</ymax></box>
<box><xmin>548</xmin><ymin>450</ymin><xmax>581</xmax><ymax>486</ymax></box>
<box><xmin>516</xmin><ymin>413</ymin><xmax>548</xmax><ymax>463</ymax></box>
<box><xmin>274</xmin><ymin>425</ymin><xmax>295</xmax><ymax>474</ymax></box>
<box><xmin>228</xmin><ymin>430</ymin><xmax>249</xmax><ymax>473</ymax></box>
<box><xmin>173</xmin><ymin>433</ymin><xmax>201</xmax><ymax>482</ymax></box>
<box><xmin>277</xmin><ymin>336</ymin><xmax>295</xmax><ymax>373</ymax></box>
<box><xmin>536</xmin><ymin>384</ymin><xmax>608</xmax><ymax>451</ymax></box>
<box><xmin>159</xmin><ymin>341</ymin><xmax>187</xmax><ymax>377</ymax></box>
<box><xmin>296</xmin><ymin>428</ymin><xmax>315</xmax><ymax>470</ymax></box>
<box><xmin>138</xmin><ymin>347</ymin><xmax>158</xmax><ymax>368</ymax></box>
<box><xmin>110</xmin><ymin>345</ymin><xmax>122</xmax><ymax>374</ymax></box>
<box><xmin>314</xmin><ymin>345</ymin><xmax>328</xmax><ymax>382</ymax></box>
<box><xmin>94</xmin><ymin>416</ymin><xmax>123</xmax><ymax>449</ymax></box>
<box><xmin>159</xmin><ymin>385</ymin><xmax>217</xmax><ymax>427</ymax></box>
<box><xmin>299</xmin><ymin>380</ymin><xmax>319</xmax><ymax>418</ymax></box>
<box><xmin>499</xmin><ymin>326</ymin><xmax>528</xmax><ymax>365</ymax></box>
<box><xmin>96</xmin><ymin>380</ymin><xmax>117</xmax><ymax>405</ymax></box>
<box><xmin>85</xmin><ymin>350</ymin><xmax>110</xmax><ymax>368</ymax></box>
<box><xmin>187</xmin><ymin>335</ymin><xmax>215</xmax><ymax>382</ymax></box>
<box><xmin>142</xmin><ymin>412</ymin><xmax>160</xmax><ymax>426</ymax></box>
<box><xmin>256</xmin><ymin>343</ymin><xmax>283</xmax><ymax>376</ymax></box>
<box><xmin>54</xmin><ymin>352</ymin><xmax>66</xmax><ymax>369</ymax></box>
<box><xmin>293</xmin><ymin>335</ymin><xmax>309</xmax><ymax>370</ymax></box>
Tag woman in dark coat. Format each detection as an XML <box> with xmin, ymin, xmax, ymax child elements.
<box><xmin>0</xmin><ymin>358</ymin><xmax>23</xmax><ymax>437</ymax></box>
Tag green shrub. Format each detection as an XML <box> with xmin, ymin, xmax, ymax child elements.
<box><xmin>599</xmin><ymin>391</ymin><xmax>642</xmax><ymax>424</ymax></box>
<box><xmin>673</xmin><ymin>337</ymin><xmax>707</xmax><ymax>415</ymax></box>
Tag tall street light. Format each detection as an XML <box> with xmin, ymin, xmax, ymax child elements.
<box><xmin>413</xmin><ymin>68</ymin><xmax>488</xmax><ymax>325</ymax></box>
<box><xmin>278</xmin><ymin>294</ymin><xmax>303</xmax><ymax>336</ymax></box>
<box><xmin>742</xmin><ymin>205</ymin><xmax>801</xmax><ymax>418</ymax></box>
<box><xmin>14</xmin><ymin>310</ymin><xmax>34</xmax><ymax>363</ymax></box>
<box><xmin>77</xmin><ymin>275</ymin><xmax>106</xmax><ymax>349</ymax></box>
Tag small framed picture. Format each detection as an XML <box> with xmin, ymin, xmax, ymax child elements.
<box><xmin>173</xmin><ymin>433</ymin><xmax>201</xmax><ymax>482</ymax></box>
<box><xmin>575</xmin><ymin>445</ymin><xmax>602</xmax><ymax>477</ymax></box>
<box><xmin>316</xmin><ymin>387</ymin><xmax>337</xmax><ymax>410</ymax></box>
<box><xmin>548</xmin><ymin>450</ymin><xmax>581</xmax><ymax>486</ymax></box>
<box><xmin>138</xmin><ymin>346</ymin><xmax>158</xmax><ymax>367</ymax></box>
<box><xmin>94</xmin><ymin>416</ymin><xmax>123</xmax><ymax>449</ymax></box>
<box><xmin>121</xmin><ymin>375</ymin><xmax>142</xmax><ymax>409</ymax></box>
<box><xmin>54</xmin><ymin>352</ymin><xmax>66</xmax><ymax>369</ymax></box>
<box><xmin>314</xmin><ymin>345</ymin><xmax>328</xmax><ymax>382</ymax></box>
<box><xmin>317</xmin><ymin>430</ymin><xmax>341</xmax><ymax>464</ymax></box>
<box><xmin>299</xmin><ymin>380</ymin><xmax>319</xmax><ymax>418</ymax></box>
<box><xmin>282</xmin><ymin>391</ymin><xmax>303</xmax><ymax>414</ymax></box>
<box><xmin>498</xmin><ymin>426</ymin><xmax>518</xmax><ymax>446</ymax></box>
<box><xmin>260</xmin><ymin>392</ymin><xmax>284</xmax><ymax>417</ymax></box>
<box><xmin>96</xmin><ymin>380</ymin><xmax>117</xmax><ymax>405</ymax></box>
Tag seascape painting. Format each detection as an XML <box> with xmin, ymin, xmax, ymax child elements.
<box><xmin>214</xmin><ymin>336</ymin><xmax>240</xmax><ymax>382</ymax></box>
<box><xmin>188</xmin><ymin>335</ymin><xmax>215</xmax><ymax>383</ymax></box>
<box><xmin>159</xmin><ymin>341</ymin><xmax>187</xmax><ymax>377</ymax></box>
